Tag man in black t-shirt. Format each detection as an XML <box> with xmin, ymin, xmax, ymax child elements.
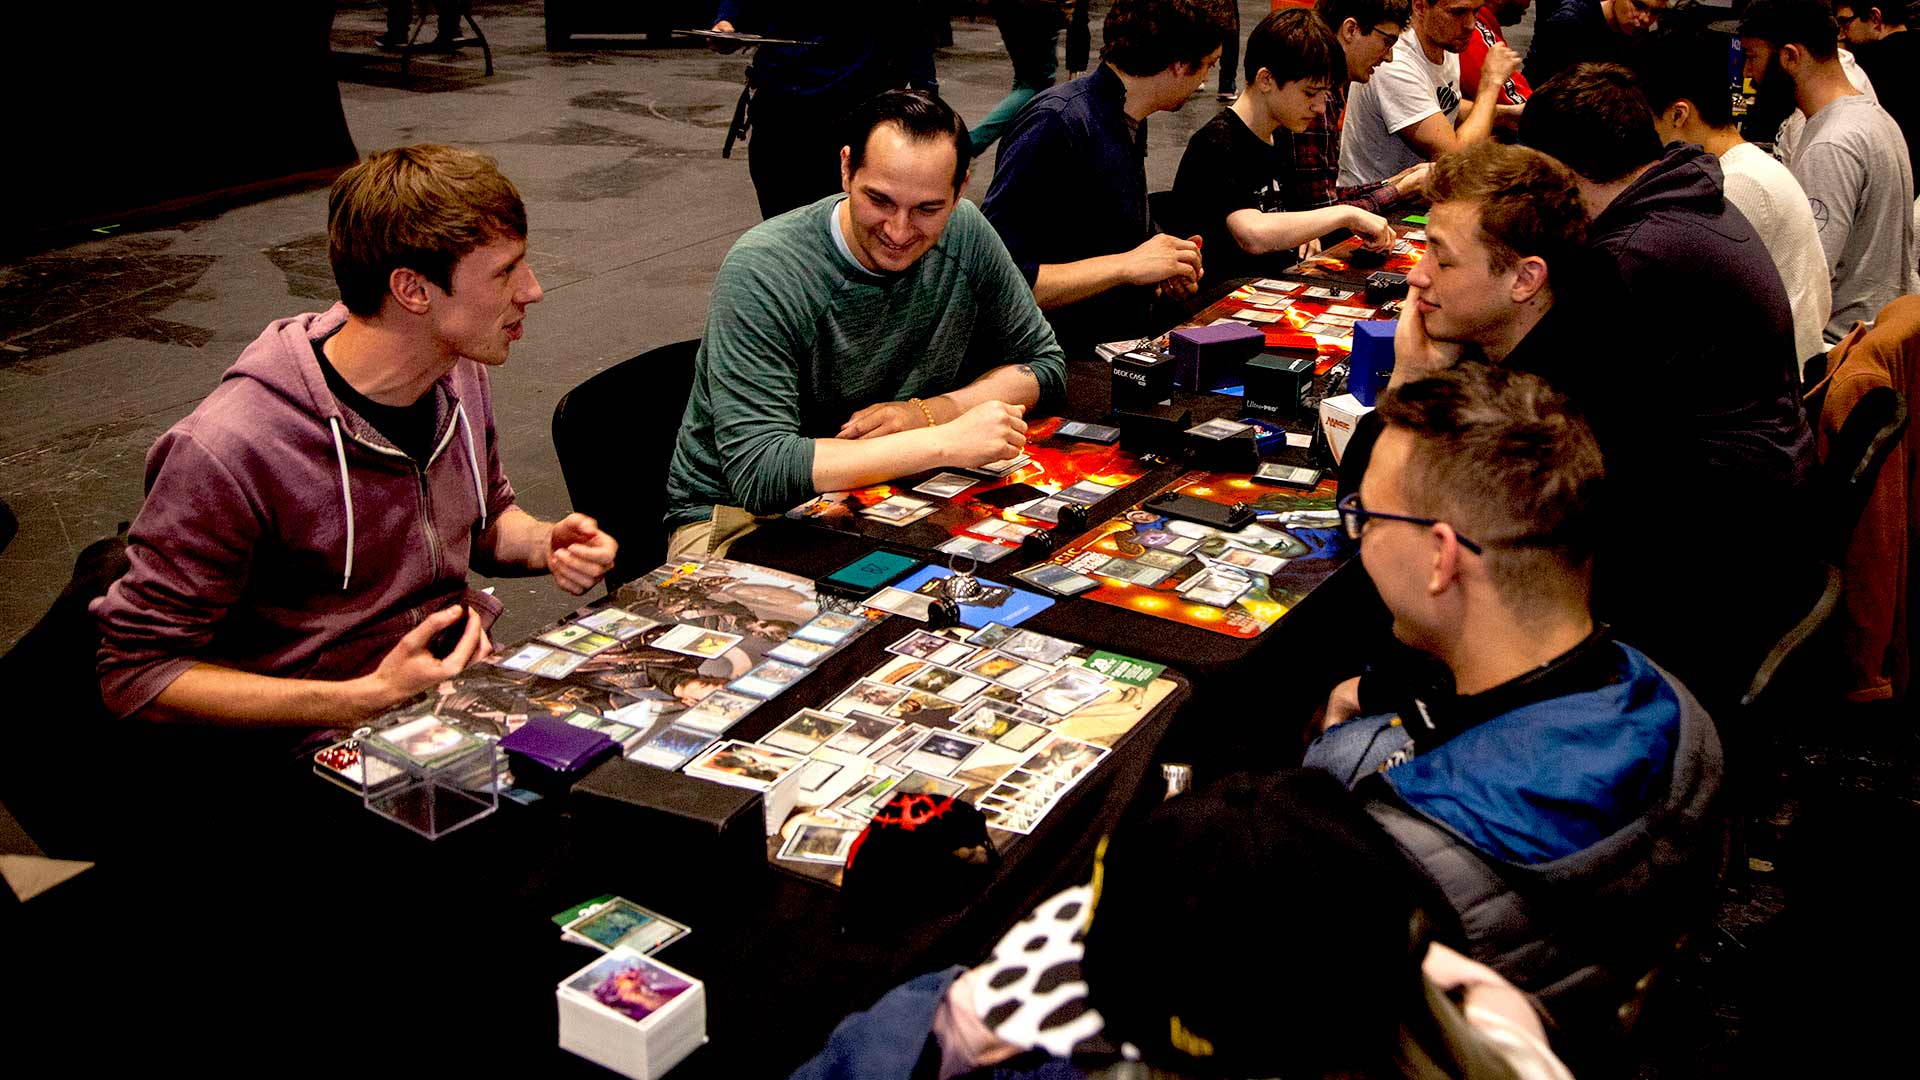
<box><xmin>1173</xmin><ymin>9</ymin><xmax>1397</xmax><ymax>282</ymax></box>
<box><xmin>1835</xmin><ymin>1</ymin><xmax>1920</xmax><ymax>197</ymax></box>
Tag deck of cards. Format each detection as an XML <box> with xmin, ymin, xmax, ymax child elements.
<box><xmin>557</xmin><ymin>949</ymin><xmax>706</xmax><ymax>1079</ymax></box>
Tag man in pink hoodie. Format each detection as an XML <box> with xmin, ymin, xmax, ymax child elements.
<box><xmin>92</xmin><ymin>145</ymin><xmax>617</xmax><ymax>728</ymax></box>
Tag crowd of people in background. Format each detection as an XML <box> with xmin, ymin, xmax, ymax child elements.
<box><xmin>697</xmin><ymin>1</ymin><xmax>1912</xmax><ymax>1076</ymax></box>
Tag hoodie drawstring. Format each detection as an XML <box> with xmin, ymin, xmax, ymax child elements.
<box><xmin>456</xmin><ymin>402</ymin><xmax>489</xmax><ymax>533</ymax></box>
<box><xmin>329</xmin><ymin>416</ymin><xmax>356</xmax><ymax>591</ymax></box>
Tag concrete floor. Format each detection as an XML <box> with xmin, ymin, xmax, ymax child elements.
<box><xmin>0</xmin><ymin>0</ymin><xmax>1288</xmax><ymax>652</ymax></box>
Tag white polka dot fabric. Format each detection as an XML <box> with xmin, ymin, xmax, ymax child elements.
<box><xmin>969</xmin><ymin>884</ymin><xmax>1108</xmax><ymax>1059</ymax></box>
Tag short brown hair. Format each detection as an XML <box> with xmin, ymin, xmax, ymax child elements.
<box><xmin>1102</xmin><ymin>0</ymin><xmax>1239</xmax><ymax>76</ymax></box>
<box><xmin>1427</xmin><ymin>141</ymin><xmax>1587</xmax><ymax>288</ymax></box>
<box><xmin>328</xmin><ymin>145</ymin><xmax>528</xmax><ymax>316</ymax></box>
<box><xmin>1378</xmin><ymin>362</ymin><xmax>1605</xmax><ymax>611</ymax></box>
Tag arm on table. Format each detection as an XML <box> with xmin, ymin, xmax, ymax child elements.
<box><xmin>141</xmin><ymin>605</ymin><xmax>490</xmax><ymax>727</ymax></box>
<box><xmin>814</xmin><ymin>402</ymin><xmax>1029</xmax><ymax>493</ymax></box>
<box><xmin>837</xmin><ymin>363</ymin><xmax>1043</xmax><ymax>438</ymax></box>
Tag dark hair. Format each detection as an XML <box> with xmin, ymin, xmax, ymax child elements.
<box><xmin>1244</xmin><ymin>8</ymin><xmax>1343</xmax><ymax>87</ymax></box>
<box><xmin>1849</xmin><ymin>1</ymin><xmax>1914</xmax><ymax>28</ymax></box>
<box><xmin>1741</xmin><ymin>0</ymin><xmax>1842</xmax><ymax>59</ymax></box>
<box><xmin>1428</xmin><ymin>142</ymin><xmax>1588</xmax><ymax>281</ymax></box>
<box><xmin>328</xmin><ymin>145</ymin><xmax>528</xmax><ymax>317</ymax></box>
<box><xmin>1316</xmin><ymin>0</ymin><xmax>1414</xmax><ymax>34</ymax></box>
<box><xmin>1634</xmin><ymin>28</ymin><xmax>1739</xmax><ymax>128</ymax></box>
<box><xmin>1102</xmin><ymin>0</ymin><xmax>1239</xmax><ymax>76</ymax></box>
<box><xmin>1083</xmin><ymin>770</ymin><xmax>1439</xmax><ymax>1077</ymax></box>
<box><xmin>842</xmin><ymin>89</ymin><xmax>970</xmax><ymax>191</ymax></box>
<box><xmin>1519</xmin><ymin>63</ymin><xmax>1665</xmax><ymax>183</ymax></box>
<box><xmin>1377</xmin><ymin>363</ymin><xmax>1604</xmax><ymax>606</ymax></box>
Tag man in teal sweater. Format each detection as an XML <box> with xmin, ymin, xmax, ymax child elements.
<box><xmin>666</xmin><ymin>91</ymin><xmax>1068</xmax><ymax>558</ymax></box>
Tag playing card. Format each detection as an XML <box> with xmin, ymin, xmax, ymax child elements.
<box><xmin>1022</xmin><ymin>667</ymin><xmax>1112</xmax><ymax>716</ymax></box>
<box><xmin>1186</xmin><ymin>418</ymin><xmax>1252</xmax><ymax>440</ymax></box>
<box><xmin>760</xmin><ymin>709</ymin><xmax>850</xmax><ymax>755</ymax></box>
<box><xmin>777</xmin><ymin>823</ymin><xmax>860</xmax><ymax>864</ymax></box>
<box><xmin>913</xmin><ymin>472</ymin><xmax>978</xmax><ymax>499</ymax></box>
<box><xmin>627</xmin><ymin>726</ymin><xmax>716</xmax><ymax>770</ymax></box>
<box><xmin>937</xmin><ymin>534</ymin><xmax>1017</xmax><ymax>563</ymax></box>
<box><xmin>1212</xmin><ymin>544</ymin><xmax>1287</xmax><ymax>577</ymax></box>
<box><xmin>653</xmin><ymin>623</ymin><xmax>744</xmax><ymax>659</ymax></box>
<box><xmin>1011</xmin><ymin>562</ymin><xmax>1099</xmax><ymax>596</ymax></box>
<box><xmin>563</xmin><ymin>898</ymin><xmax>689</xmax><ymax>955</ymax></box>
<box><xmin>767</xmin><ymin>636</ymin><xmax>835</xmax><ymax>667</ymax></box>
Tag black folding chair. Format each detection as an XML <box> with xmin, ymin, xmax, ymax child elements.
<box><xmin>551</xmin><ymin>339</ymin><xmax>702</xmax><ymax>590</ymax></box>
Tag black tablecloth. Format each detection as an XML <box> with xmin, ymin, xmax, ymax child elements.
<box><xmin>8</xmin><ymin>614</ymin><xmax>1188</xmax><ymax>1076</ymax></box>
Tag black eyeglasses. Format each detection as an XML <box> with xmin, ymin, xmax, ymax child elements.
<box><xmin>1336</xmin><ymin>491</ymin><xmax>1484</xmax><ymax>554</ymax></box>
<box><xmin>1367</xmin><ymin>25</ymin><xmax>1401</xmax><ymax>41</ymax></box>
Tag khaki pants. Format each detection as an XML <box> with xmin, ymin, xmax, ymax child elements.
<box><xmin>666</xmin><ymin>505</ymin><xmax>768</xmax><ymax>560</ymax></box>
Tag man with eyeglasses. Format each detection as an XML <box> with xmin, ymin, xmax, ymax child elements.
<box><xmin>1526</xmin><ymin>0</ymin><xmax>1668</xmax><ymax>87</ymax></box>
<box><xmin>1270</xmin><ymin>0</ymin><xmax>1432</xmax><ymax>222</ymax></box>
<box><xmin>1305</xmin><ymin>360</ymin><xmax>1725</xmax><ymax>1052</ymax></box>
<box><xmin>1338</xmin><ymin>0</ymin><xmax>1521</xmax><ymax>187</ymax></box>
<box><xmin>1831</xmin><ymin>1</ymin><xmax>1919</xmax><ymax>198</ymax></box>
<box><xmin>1173</xmin><ymin>9</ymin><xmax>1398</xmax><ymax>281</ymax></box>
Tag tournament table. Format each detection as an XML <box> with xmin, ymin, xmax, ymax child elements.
<box><xmin>9</xmin><ymin>606</ymin><xmax>1188</xmax><ymax>1079</ymax></box>
<box><xmin>727</xmin><ymin>226</ymin><xmax>1425</xmax><ymax>768</ymax></box>
<box><xmin>7</xmin><ymin>237</ymin><xmax>1411</xmax><ymax>1075</ymax></box>
<box><xmin>552</xmin><ymin>618</ymin><xmax>1192</xmax><ymax>1077</ymax></box>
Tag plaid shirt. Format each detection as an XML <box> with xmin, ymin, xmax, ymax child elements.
<box><xmin>1274</xmin><ymin>85</ymin><xmax>1409</xmax><ymax>216</ymax></box>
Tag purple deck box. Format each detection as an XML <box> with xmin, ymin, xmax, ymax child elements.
<box><xmin>500</xmin><ymin>717</ymin><xmax>621</xmax><ymax>790</ymax></box>
<box><xmin>1169</xmin><ymin>322</ymin><xmax>1266</xmax><ymax>391</ymax></box>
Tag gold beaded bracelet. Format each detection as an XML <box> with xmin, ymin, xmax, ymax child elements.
<box><xmin>908</xmin><ymin>397</ymin><xmax>938</xmax><ymax>428</ymax></box>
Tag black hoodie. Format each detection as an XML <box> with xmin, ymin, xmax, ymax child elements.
<box><xmin>1583</xmin><ymin>142</ymin><xmax>1816</xmax><ymax>502</ymax></box>
<box><xmin>1563</xmin><ymin>144</ymin><xmax>1816</xmax><ymax>705</ymax></box>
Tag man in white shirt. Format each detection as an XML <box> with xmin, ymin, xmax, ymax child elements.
<box><xmin>1637</xmin><ymin>28</ymin><xmax>1832</xmax><ymax>370</ymax></box>
<box><xmin>1338</xmin><ymin>0</ymin><xmax>1518</xmax><ymax>186</ymax></box>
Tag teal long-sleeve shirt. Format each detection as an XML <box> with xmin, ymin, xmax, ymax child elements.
<box><xmin>665</xmin><ymin>195</ymin><xmax>1066</xmax><ymax>528</ymax></box>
